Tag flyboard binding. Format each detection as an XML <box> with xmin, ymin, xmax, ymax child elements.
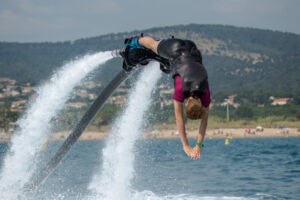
<box><xmin>112</xmin><ymin>33</ymin><xmax>171</xmax><ymax>74</ymax></box>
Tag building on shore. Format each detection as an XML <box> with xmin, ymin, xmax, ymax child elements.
<box><xmin>270</xmin><ymin>97</ymin><xmax>293</xmax><ymax>106</ymax></box>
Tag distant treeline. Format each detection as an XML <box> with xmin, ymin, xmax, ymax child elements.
<box><xmin>1</xmin><ymin>24</ymin><xmax>300</xmax><ymax>129</ymax></box>
<box><xmin>0</xmin><ymin>24</ymin><xmax>300</xmax><ymax>92</ymax></box>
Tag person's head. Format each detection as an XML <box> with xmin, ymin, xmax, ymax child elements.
<box><xmin>185</xmin><ymin>96</ymin><xmax>205</xmax><ymax>120</ymax></box>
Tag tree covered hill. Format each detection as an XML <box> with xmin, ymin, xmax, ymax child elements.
<box><xmin>0</xmin><ymin>24</ymin><xmax>299</xmax><ymax>92</ymax></box>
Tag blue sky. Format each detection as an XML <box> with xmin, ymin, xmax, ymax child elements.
<box><xmin>0</xmin><ymin>0</ymin><xmax>299</xmax><ymax>42</ymax></box>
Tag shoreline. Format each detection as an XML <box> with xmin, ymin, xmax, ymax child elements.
<box><xmin>1</xmin><ymin>128</ymin><xmax>299</xmax><ymax>142</ymax></box>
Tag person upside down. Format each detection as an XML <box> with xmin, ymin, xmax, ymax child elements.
<box><xmin>121</xmin><ymin>36</ymin><xmax>211</xmax><ymax>160</ymax></box>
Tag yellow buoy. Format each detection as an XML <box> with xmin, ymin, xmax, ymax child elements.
<box><xmin>39</xmin><ymin>139</ymin><xmax>49</xmax><ymax>151</ymax></box>
<box><xmin>225</xmin><ymin>138</ymin><xmax>229</xmax><ymax>145</ymax></box>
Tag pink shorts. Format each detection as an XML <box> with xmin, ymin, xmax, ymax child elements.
<box><xmin>173</xmin><ymin>76</ymin><xmax>211</xmax><ymax>107</ymax></box>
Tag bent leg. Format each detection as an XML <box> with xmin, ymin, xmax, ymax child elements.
<box><xmin>138</xmin><ymin>36</ymin><xmax>160</xmax><ymax>54</ymax></box>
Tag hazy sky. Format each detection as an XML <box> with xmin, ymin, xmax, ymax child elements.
<box><xmin>0</xmin><ymin>0</ymin><xmax>299</xmax><ymax>42</ymax></box>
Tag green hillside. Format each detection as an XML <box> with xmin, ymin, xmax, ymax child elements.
<box><xmin>0</xmin><ymin>24</ymin><xmax>299</xmax><ymax>92</ymax></box>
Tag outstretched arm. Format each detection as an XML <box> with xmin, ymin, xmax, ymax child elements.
<box><xmin>198</xmin><ymin>108</ymin><xmax>209</xmax><ymax>142</ymax></box>
<box><xmin>174</xmin><ymin>100</ymin><xmax>195</xmax><ymax>158</ymax></box>
<box><xmin>192</xmin><ymin>107</ymin><xmax>209</xmax><ymax>159</ymax></box>
<box><xmin>138</xmin><ymin>37</ymin><xmax>160</xmax><ymax>54</ymax></box>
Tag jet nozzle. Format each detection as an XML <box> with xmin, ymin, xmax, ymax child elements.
<box><xmin>111</xmin><ymin>49</ymin><xmax>122</xmax><ymax>58</ymax></box>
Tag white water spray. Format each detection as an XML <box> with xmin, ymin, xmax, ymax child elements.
<box><xmin>89</xmin><ymin>62</ymin><xmax>162</xmax><ymax>200</ymax></box>
<box><xmin>0</xmin><ymin>51</ymin><xmax>113</xmax><ymax>199</ymax></box>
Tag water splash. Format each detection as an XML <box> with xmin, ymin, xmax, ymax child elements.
<box><xmin>131</xmin><ymin>191</ymin><xmax>257</xmax><ymax>200</ymax></box>
<box><xmin>0</xmin><ymin>51</ymin><xmax>113</xmax><ymax>199</ymax></box>
<box><xmin>88</xmin><ymin>62</ymin><xmax>162</xmax><ymax>200</ymax></box>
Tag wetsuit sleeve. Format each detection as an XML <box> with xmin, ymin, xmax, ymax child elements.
<box><xmin>199</xmin><ymin>83</ymin><xmax>211</xmax><ymax>107</ymax></box>
<box><xmin>173</xmin><ymin>76</ymin><xmax>185</xmax><ymax>103</ymax></box>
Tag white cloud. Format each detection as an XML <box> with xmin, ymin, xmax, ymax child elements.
<box><xmin>87</xmin><ymin>0</ymin><xmax>120</xmax><ymax>13</ymax></box>
<box><xmin>0</xmin><ymin>0</ymin><xmax>299</xmax><ymax>42</ymax></box>
<box><xmin>9</xmin><ymin>0</ymin><xmax>53</xmax><ymax>15</ymax></box>
<box><xmin>209</xmin><ymin>0</ymin><xmax>249</xmax><ymax>14</ymax></box>
<box><xmin>209</xmin><ymin>0</ymin><xmax>289</xmax><ymax>15</ymax></box>
<box><xmin>0</xmin><ymin>7</ymin><xmax>74</xmax><ymax>41</ymax></box>
<box><xmin>0</xmin><ymin>10</ymin><xmax>39</xmax><ymax>33</ymax></box>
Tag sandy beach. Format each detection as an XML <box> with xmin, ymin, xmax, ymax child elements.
<box><xmin>1</xmin><ymin>127</ymin><xmax>299</xmax><ymax>143</ymax></box>
<box><xmin>46</xmin><ymin>127</ymin><xmax>300</xmax><ymax>141</ymax></box>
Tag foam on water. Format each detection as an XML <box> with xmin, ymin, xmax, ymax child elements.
<box><xmin>0</xmin><ymin>51</ymin><xmax>113</xmax><ymax>199</ymax></box>
<box><xmin>131</xmin><ymin>191</ymin><xmax>257</xmax><ymax>200</ymax></box>
<box><xmin>84</xmin><ymin>190</ymin><xmax>256</xmax><ymax>200</ymax></box>
<box><xmin>88</xmin><ymin>62</ymin><xmax>162</xmax><ymax>200</ymax></box>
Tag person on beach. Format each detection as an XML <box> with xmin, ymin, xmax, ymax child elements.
<box><xmin>127</xmin><ymin>36</ymin><xmax>210</xmax><ymax>160</ymax></box>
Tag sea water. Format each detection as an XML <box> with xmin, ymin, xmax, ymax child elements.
<box><xmin>0</xmin><ymin>138</ymin><xmax>299</xmax><ymax>200</ymax></box>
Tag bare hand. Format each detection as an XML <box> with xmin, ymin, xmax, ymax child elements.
<box><xmin>192</xmin><ymin>145</ymin><xmax>202</xmax><ymax>160</ymax></box>
<box><xmin>183</xmin><ymin>145</ymin><xmax>201</xmax><ymax>160</ymax></box>
<box><xmin>183</xmin><ymin>145</ymin><xmax>194</xmax><ymax>158</ymax></box>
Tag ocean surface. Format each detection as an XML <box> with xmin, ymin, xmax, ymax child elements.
<box><xmin>0</xmin><ymin>137</ymin><xmax>299</xmax><ymax>200</ymax></box>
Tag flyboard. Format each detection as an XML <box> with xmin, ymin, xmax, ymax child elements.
<box><xmin>24</xmin><ymin>35</ymin><xmax>170</xmax><ymax>192</ymax></box>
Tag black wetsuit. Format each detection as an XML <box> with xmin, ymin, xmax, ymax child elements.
<box><xmin>157</xmin><ymin>38</ymin><xmax>208</xmax><ymax>98</ymax></box>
